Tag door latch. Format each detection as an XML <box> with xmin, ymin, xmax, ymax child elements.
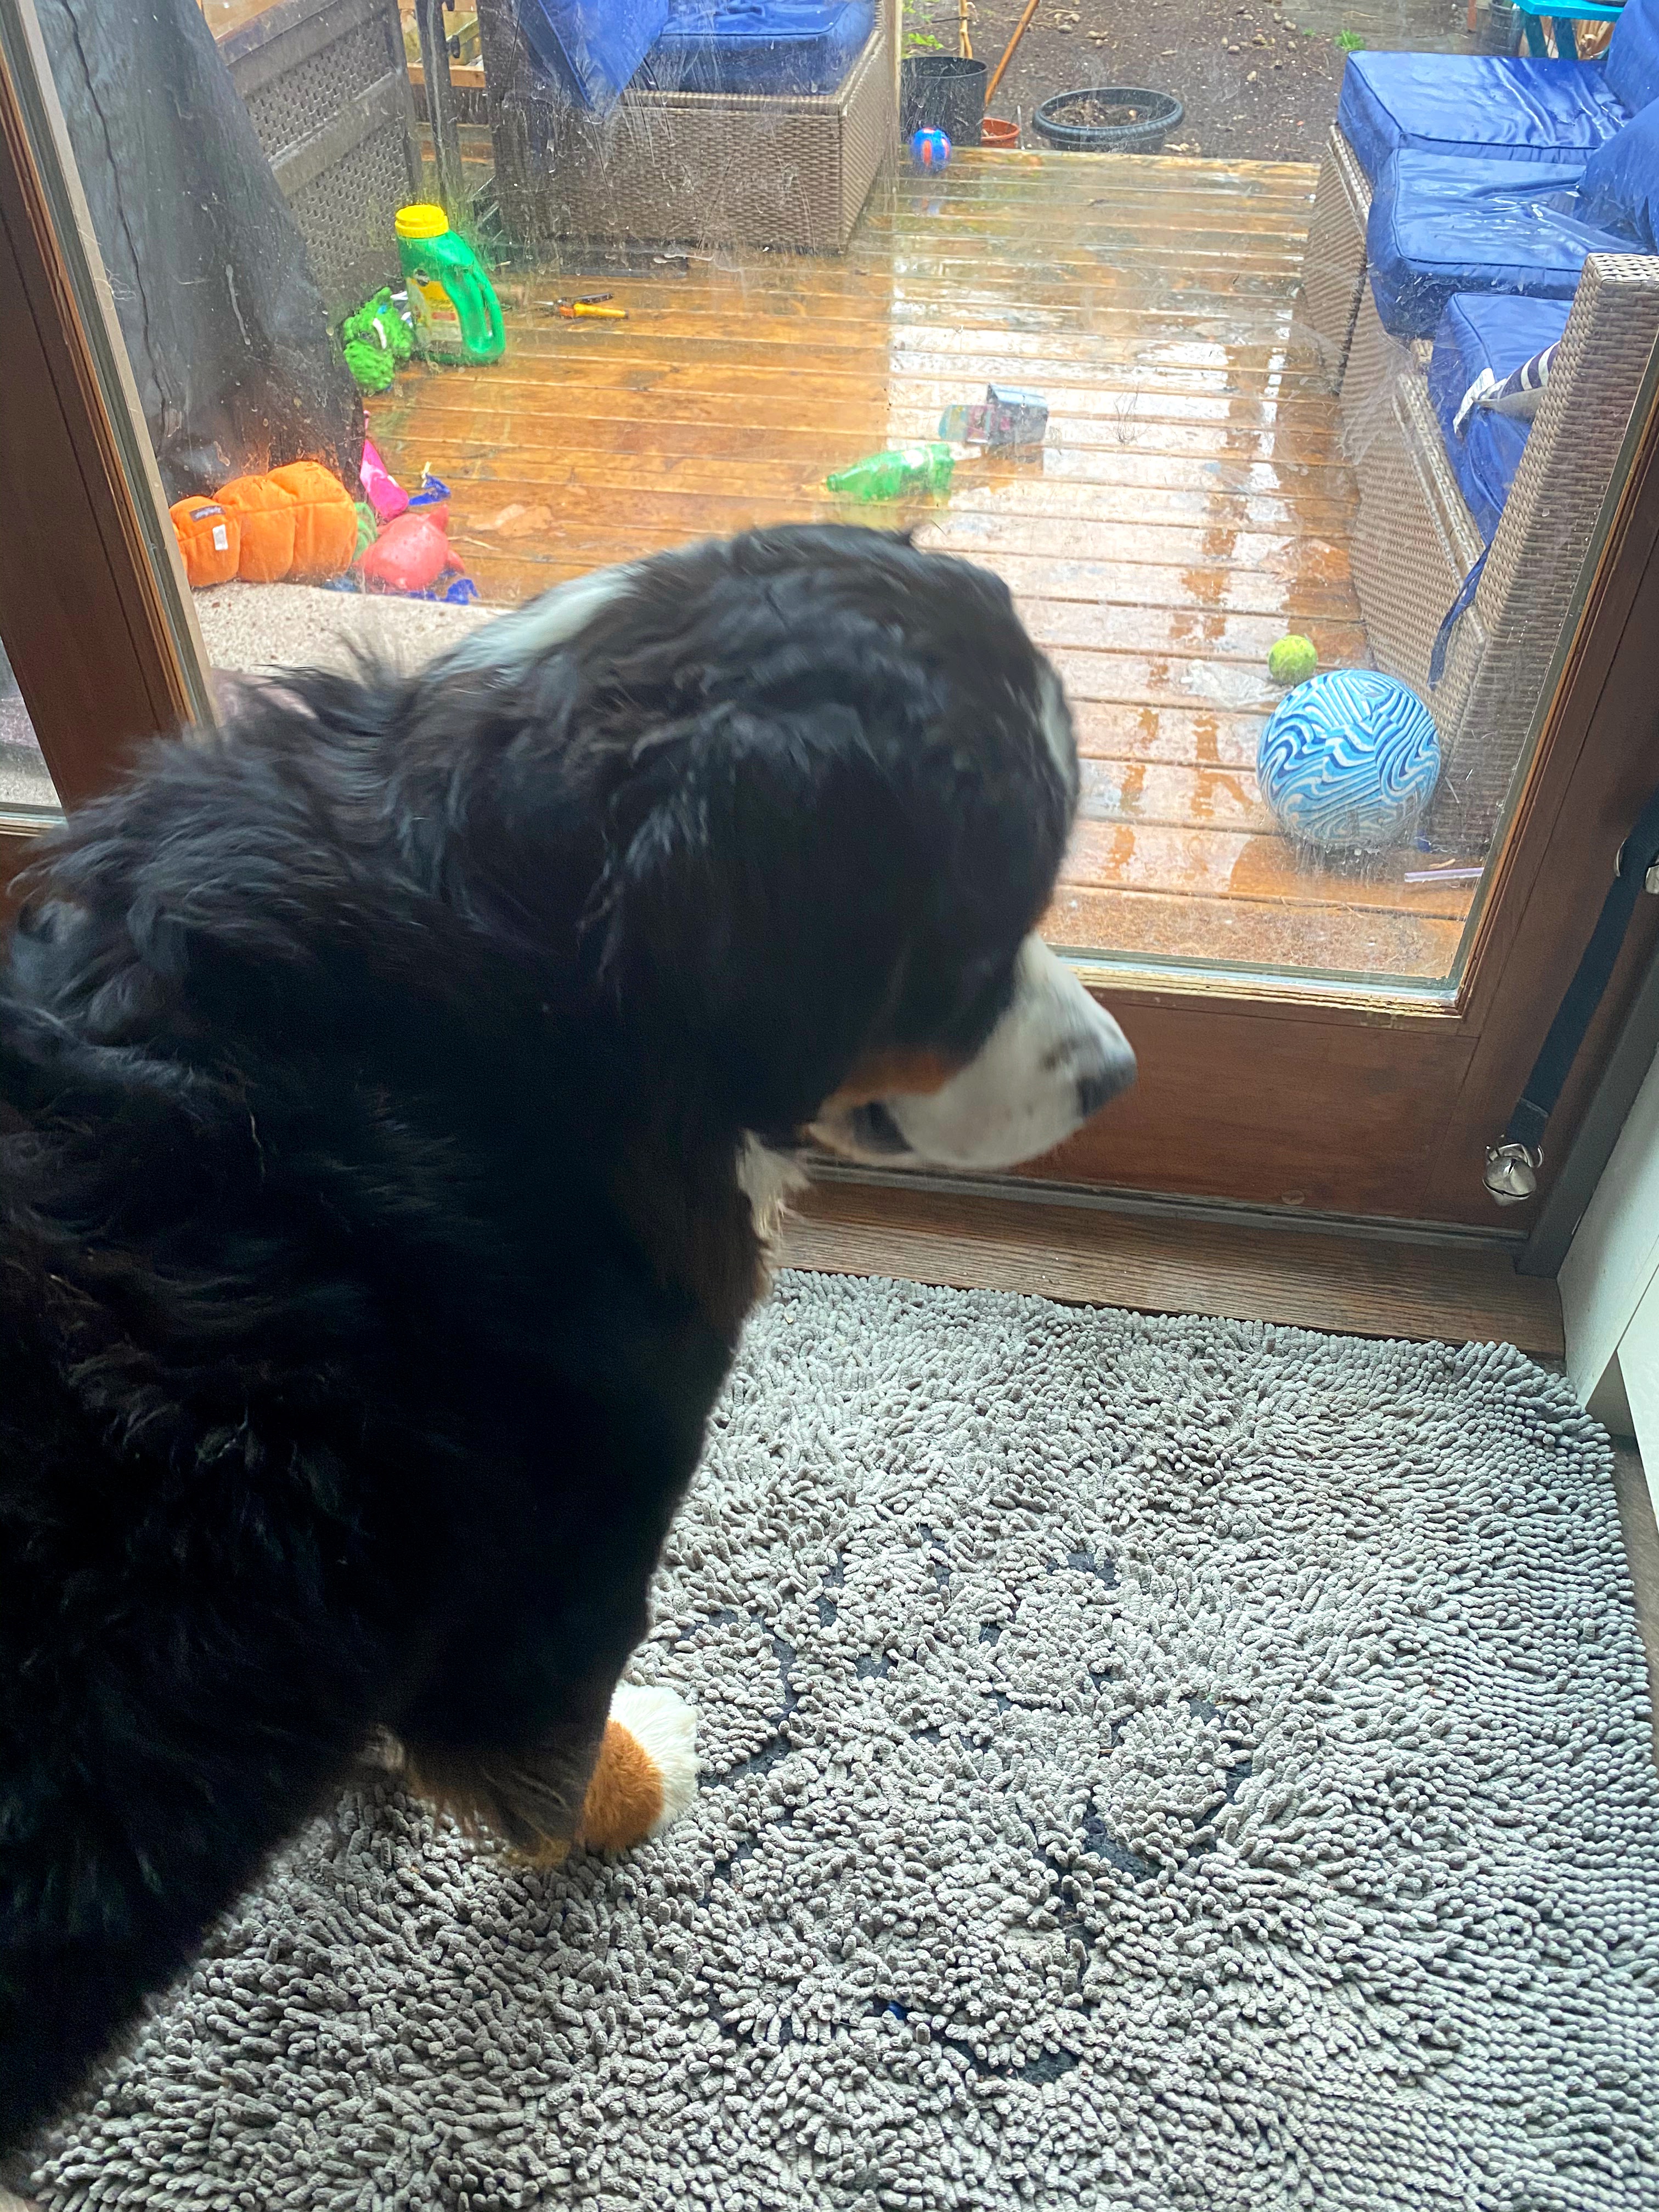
<box><xmin>1483</xmin><ymin>1141</ymin><xmax>1540</xmax><ymax>1205</ymax></box>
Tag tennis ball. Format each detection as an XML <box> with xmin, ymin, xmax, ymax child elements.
<box><xmin>1268</xmin><ymin>634</ymin><xmax>1318</xmax><ymax>685</ymax></box>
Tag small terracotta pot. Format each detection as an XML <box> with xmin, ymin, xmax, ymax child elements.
<box><xmin>981</xmin><ymin>115</ymin><xmax>1020</xmax><ymax>148</ymax></box>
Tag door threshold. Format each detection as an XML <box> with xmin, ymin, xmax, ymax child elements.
<box><xmin>803</xmin><ymin>1159</ymin><xmax>1529</xmax><ymax>1252</ymax></box>
<box><xmin>781</xmin><ymin>1168</ymin><xmax>1562</xmax><ymax>1357</ymax></box>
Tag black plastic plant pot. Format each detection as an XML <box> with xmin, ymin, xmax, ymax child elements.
<box><xmin>1030</xmin><ymin>87</ymin><xmax>1184</xmax><ymax>153</ymax></box>
<box><xmin>900</xmin><ymin>54</ymin><xmax>988</xmax><ymax>146</ymax></box>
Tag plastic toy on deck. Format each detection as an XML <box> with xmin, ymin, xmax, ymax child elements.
<box><xmin>937</xmin><ymin>384</ymin><xmax>1049</xmax><ymax>448</ymax></box>
<box><xmin>910</xmin><ymin>127</ymin><xmax>952</xmax><ymax>171</ymax></box>
<box><xmin>825</xmin><ymin>442</ymin><xmax>955</xmax><ymax>500</ymax></box>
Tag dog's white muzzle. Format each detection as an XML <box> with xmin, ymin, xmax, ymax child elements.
<box><xmin>813</xmin><ymin>936</ymin><xmax>1135</xmax><ymax>1171</ymax></box>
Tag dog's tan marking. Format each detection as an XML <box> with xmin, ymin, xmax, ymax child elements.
<box><xmin>574</xmin><ymin>1718</ymin><xmax>665</xmax><ymax>1853</ymax></box>
<box><xmin>825</xmin><ymin>1046</ymin><xmax>966</xmax><ymax>1108</ymax></box>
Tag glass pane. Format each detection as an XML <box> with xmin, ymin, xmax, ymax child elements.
<box><xmin>10</xmin><ymin>0</ymin><xmax>1654</xmax><ymax>991</ymax></box>
<box><xmin>0</xmin><ymin>633</ymin><xmax>58</xmax><ymax>813</ymax></box>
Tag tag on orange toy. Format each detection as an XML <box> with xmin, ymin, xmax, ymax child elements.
<box><xmin>168</xmin><ymin>497</ymin><xmax>240</xmax><ymax>589</ymax></box>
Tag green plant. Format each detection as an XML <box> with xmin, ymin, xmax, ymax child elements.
<box><xmin>1335</xmin><ymin>28</ymin><xmax>1367</xmax><ymax>48</ymax></box>
<box><xmin>902</xmin><ymin>0</ymin><xmax>952</xmax><ymax>57</ymax></box>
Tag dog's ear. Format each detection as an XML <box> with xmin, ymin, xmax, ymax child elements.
<box><xmin>585</xmin><ymin>696</ymin><xmax>919</xmax><ymax>1133</ymax></box>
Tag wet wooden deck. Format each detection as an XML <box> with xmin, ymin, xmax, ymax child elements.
<box><xmin>369</xmin><ymin>151</ymin><xmax>1477</xmax><ymax>980</ymax></box>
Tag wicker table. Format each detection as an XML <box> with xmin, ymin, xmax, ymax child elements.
<box><xmin>470</xmin><ymin>2</ymin><xmax>896</xmax><ymax>257</ymax></box>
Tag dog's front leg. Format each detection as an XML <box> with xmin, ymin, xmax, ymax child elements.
<box><xmin>396</xmin><ymin>1680</ymin><xmax>696</xmax><ymax>1865</ymax></box>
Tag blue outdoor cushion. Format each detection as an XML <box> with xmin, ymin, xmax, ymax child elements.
<box><xmin>1607</xmin><ymin>0</ymin><xmax>1659</xmax><ymax>114</ymax></box>
<box><xmin>1338</xmin><ymin>51</ymin><xmax>1624</xmax><ymax>182</ymax></box>
<box><xmin>517</xmin><ymin>0</ymin><xmax>670</xmax><ymax>110</ymax></box>
<box><xmin>1366</xmin><ymin>150</ymin><xmax>1633</xmax><ymax>336</ymax></box>
<box><xmin>1427</xmin><ymin>291</ymin><xmax>1572</xmax><ymax>537</ymax></box>
<box><xmin>1579</xmin><ymin>95</ymin><xmax>1659</xmax><ymax>246</ymax></box>
<box><xmin>646</xmin><ymin>1</ymin><xmax>874</xmax><ymax>93</ymax></box>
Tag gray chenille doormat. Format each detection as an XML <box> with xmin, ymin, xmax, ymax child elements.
<box><xmin>26</xmin><ymin>1274</ymin><xmax>1659</xmax><ymax>2212</ymax></box>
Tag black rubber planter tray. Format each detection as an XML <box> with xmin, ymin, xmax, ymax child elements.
<box><xmin>1031</xmin><ymin>87</ymin><xmax>1183</xmax><ymax>153</ymax></box>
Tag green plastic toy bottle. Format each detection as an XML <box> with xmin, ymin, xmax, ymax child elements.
<box><xmin>826</xmin><ymin>442</ymin><xmax>955</xmax><ymax>500</ymax></box>
<box><xmin>395</xmin><ymin>204</ymin><xmax>505</xmax><ymax>365</ymax></box>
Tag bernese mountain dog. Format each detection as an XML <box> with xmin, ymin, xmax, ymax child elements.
<box><xmin>0</xmin><ymin>524</ymin><xmax>1133</xmax><ymax>2152</ymax></box>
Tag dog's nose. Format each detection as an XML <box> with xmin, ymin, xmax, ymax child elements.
<box><xmin>1076</xmin><ymin>1041</ymin><xmax>1136</xmax><ymax>1121</ymax></box>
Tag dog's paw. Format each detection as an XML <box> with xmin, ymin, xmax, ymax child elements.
<box><xmin>576</xmin><ymin>1683</ymin><xmax>697</xmax><ymax>1853</ymax></box>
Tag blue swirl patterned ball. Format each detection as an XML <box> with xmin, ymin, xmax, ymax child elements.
<box><xmin>1257</xmin><ymin>669</ymin><xmax>1441</xmax><ymax>851</ymax></box>
<box><xmin>911</xmin><ymin>127</ymin><xmax>952</xmax><ymax>171</ymax></box>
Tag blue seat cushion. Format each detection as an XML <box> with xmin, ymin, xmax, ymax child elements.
<box><xmin>646</xmin><ymin>1</ymin><xmax>874</xmax><ymax>93</ymax></box>
<box><xmin>1339</xmin><ymin>52</ymin><xmax>1625</xmax><ymax>182</ymax></box>
<box><xmin>517</xmin><ymin>0</ymin><xmax>670</xmax><ymax>110</ymax></box>
<box><xmin>1427</xmin><ymin>292</ymin><xmax>1572</xmax><ymax>537</ymax></box>
<box><xmin>1366</xmin><ymin>150</ymin><xmax>1633</xmax><ymax>336</ymax></box>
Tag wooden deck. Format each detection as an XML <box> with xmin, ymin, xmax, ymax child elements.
<box><xmin>369</xmin><ymin>152</ymin><xmax>1479</xmax><ymax>980</ymax></box>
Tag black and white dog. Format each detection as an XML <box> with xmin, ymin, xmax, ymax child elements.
<box><xmin>0</xmin><ymin>525</ymin><xmax>1133</xmax><ymax>2151</ymax></box>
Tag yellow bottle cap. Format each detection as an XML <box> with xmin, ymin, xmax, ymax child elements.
<box><xmin>395</xmin><ymin>203</ymin><xmax>450</xmax><ymax>241</ymax></box>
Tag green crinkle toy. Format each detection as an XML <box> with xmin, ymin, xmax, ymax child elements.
<box><xmin>341</xmin><ymin>289</ymin><xmax>413</xmax><ymax>396</ymax></box>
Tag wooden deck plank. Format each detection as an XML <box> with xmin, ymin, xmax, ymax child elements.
<box><xmin>1069</xmin><ymin>703</ymin><xmax>1272</xmax><ymax>768</ymax></box>
<box><xmin>1059</xmin><ymin>820</ymin><xmax>1471</xmax><ymax>915</ymax></box>
<box><xmin>415</xmin><ymin>349</ymin><xmax>1346</xmax><ymax>419</ymax></box>
<box><xmin>387</xmin><ymin>373</ymin><xmax>1354</xmax><ymax>452</ymax></box>
<box><xmin>1078</xmin><ymin>759</ymin><xmax>1272</xmax><ymax>832</ymax></box>
<box><xmin>1043</xmin><ymin>886</ymin><xmax>1465</xmax><ymax>975</ymax></box>
<box><xmin>439</xmin><ymin>535</ymin><xmax>1354</xmax><ymax>614</ymax></box>
<box><xmin>396</xmin><ymin>441</ymin><xmax>1358</xmax><ymax>509</ymax></box>
<box><xmin>370</xmin><ymin>151</ymin><xmax>1471</xmax><ymax>982</ymax></box>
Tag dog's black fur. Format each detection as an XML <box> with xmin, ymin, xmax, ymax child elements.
<box><xmin>0</xmin><ymin>526</ymin><xmax>1075</xmax><ymax>2151</ymax></box>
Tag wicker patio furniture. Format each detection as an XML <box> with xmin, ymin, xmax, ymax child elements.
<box><xmin>1298</xmin><ymin>122</ymin><xmax>1659</xmax><ymax>849</ymax></box>
<box><xmin>1301</xmin><ymin>125</ymin><xmax>1373</xmax><ymax>394</ymax></box>
<box><xmin>1413</xmin><ymin>254</ymin><xmax>1659</xmax><ymax>844</ymax></box>
<box><xmin>471</xmin><ymin>0</ymin><xmax>896</xmax><ymax>255</ymax></box>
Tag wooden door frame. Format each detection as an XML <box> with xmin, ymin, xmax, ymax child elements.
<box><xmin>0</xmin><ymin>0</ymin><xmax>210</xmax><ymax>837</ymax></box>
<box><xmin>1</xmin><ymin>0</ymin><xmax>1655</xmax><ymax>1235</ymax></box>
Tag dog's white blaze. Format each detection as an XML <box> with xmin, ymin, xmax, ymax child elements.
<box><xmin>887</xmin><ymin>935</ymin><xmax>1134</xmax><ymax>1169</ymax></box>
<box><xmin>441</xmin><ymin>564</ymin><xmax>636</xmax><ymax>675</ymax></box>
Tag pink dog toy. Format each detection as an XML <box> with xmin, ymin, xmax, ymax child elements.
<box><xmin>358</xmin><ymin>437</ymin><xmax>409</xmax><ymax>524</ymax></box>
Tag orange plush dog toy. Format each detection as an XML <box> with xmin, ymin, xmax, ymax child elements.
<box><xmin>170</xmin><ymin>462</ymin><xmax>357</xmax><ymax>589</ymax></box>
